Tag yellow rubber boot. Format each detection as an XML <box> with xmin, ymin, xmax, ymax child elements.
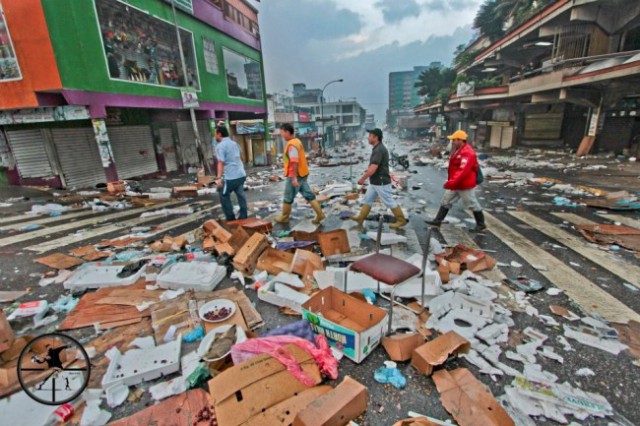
<box><xmin>389</xmin><ymin>206</ymin><xmax>408</xmax><ymax>229</ymax></box>
<box><xmin>309</xmin><ymin>200</ymin><xmax>326</xmax><ymax>225</ymax></box>
<box><xmin>350</xmin><ymin>204</ymin><xmax>371</xmax><ymax>226</ymax></box>
<box><xmin>274</xmin><ymin>203</ymin><xmax>292</xmax><ymax>224</ymax></box>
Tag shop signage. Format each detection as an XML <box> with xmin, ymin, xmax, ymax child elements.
<box><xmin>181</xmin><ymin>88</ymin><xmax>200</xmax><ymax>108</ymax></box>
<box><xmin>0</xmin><ymin>106</ymin><xmax>90</xmax><ymax>125</ymax></box>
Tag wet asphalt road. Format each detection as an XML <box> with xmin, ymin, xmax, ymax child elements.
<box><xmin>1</xmin><ymin>135</ymin><xmax>639</xmax><ymax>425</ymax></box>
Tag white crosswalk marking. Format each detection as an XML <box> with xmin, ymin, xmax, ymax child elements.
<box><xmin>511</xmin><ymin>211</ymin><xmax>640</xmax><ymax>288</ymax></box>
<box><xmin>26</xmin><ymin>202</ymin><xmax>213</xmax><ymax>254</ymax></box>
<box><xmin>0</xmin><ymin>208</ymin><xmax>97</xmax><ymax>231</ymax></box>
<box><xmin>0</xmin><ymin>201</ymin><xmax>185</xmax><ymax>248</ymax></box>
<box><xmin>596</xmin><ymin>212</ymin><xmax>640</xmax><ymax>230</ymax></box>
<box><xmin>483</xmin><ymin>211</ymin><xmax>640</xmax><ymax>324</ymax></box>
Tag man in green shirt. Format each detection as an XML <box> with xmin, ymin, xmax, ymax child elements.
<box><xmin>351</xmin><ymin>128</ymin><xmax>408</xmax><ymax>229</ymax></box>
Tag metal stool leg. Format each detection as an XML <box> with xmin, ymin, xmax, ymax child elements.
<box><xmin>388</xmin><ymin>286</ymin><xmax>396</xmax><ymax>335</ymax></box>
<box><xmin>420</xmin><ymin>228</ymin><xmax>432</xmax><ymax>313</ymax></box>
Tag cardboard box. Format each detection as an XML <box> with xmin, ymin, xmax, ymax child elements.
<box><xmin>1</xmin><ymin>336</ymin><xmax>31</xmax><ymax>362</ymax></box>
<box><xmin>245</xmin><ymin>386</ymin><xmax>332</xmax><ymax>426</ymax></box>
<box><xmin>318</xmin><ymin>230</ymin><xmax>350</xmax><ymax>257</ymax></box>
<box><xmin>216</xmin><ymin>225</ymin><xmax>251</xmax><ymax>256</ymax></box>
<box><xmin>302</xmin><ymin>287</ymin><xmax>387</xmax><ymax>363</ymax></box>
<box><xmin>257</xmin><ymin>248</ymin><xmax>294</xmax><ymax>275</ymax></box>
<box><xmin>433</xmin><ymin>368</ymin><xmax>514</xmax><ymax>426</ymax></box>
<box><xmin>0</xmin><ymin>337</ymin><xmax>60</xmax><ymax>387</ymax></box>
<box><xmin>0</xmin><ymin>310</ymin><xmax>14</xmax><ymax>353</ymax></box>
<box><xmin>291</xmin><ymin>249</ymin><xmax>324</xmax><ymax>277</ymax></box>
<box><xmin>107</xmin><ymin>181</ymin><xmax>126</xmax><ymax>194</ymax></box>
<box><xmin>173</xmin><ymin>186</ymin><xmax>199</xmax><ymax>197</ymax></box>
<box><xmin>208</xmin><ymin>344</ymin><xmax>322</xmax><ymax>426</ymax></box>
<box><xmin>203</xmin><ymin>219</ymin><xmax>233</xmax><ymax>243</ymax></box>
<box><xmin>293</xmin><ymin>376</ymin><xmax>367</xmax><ymax>426</ymax></box>
<box><xmin>382</xmin><ymin>333</ymin><xmax>425</xmax><ymax>362</ymax></box>
<box><xmin>435</xmin><ymin>245</ymin><xmax>496</xmax><ymax>276</ymax></box>
<box><xmin>411</xmin><ymin>331</ymin><xmax>470</xmax><ymax>376</ymax></box>
<box><xmin>227</xmin><ymin>218</ymin><xmax>274</xmax><ymax>235</ymax></box>
<box><xmin>232</xmin><ymin>233</ymin><xmax>270</xmax><ymax>276</ymax></box>
<box><xmin>198</xmin><ymin>175</ymin><xmax>215</xmax><ymax>185</ymax></box>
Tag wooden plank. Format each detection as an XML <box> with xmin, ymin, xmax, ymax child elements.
<box><xmin>0</xmin><ymin>200</ymin><xmax>186</xmax><ymax>248</ymax></box>
<box><xmin>26</xmin><ymin>202</ymin><xmax>214</xmax><ymax>254</ymax></box>
<box><xmin>596</xmin><ymin>212</ymin><xmax>640</xmax><ymax>231</ymax></box>
<box><xmin>484</xmin><ymin>211</ymin><xmax>640</xmax><ymax>324</ymax></box>
<box><xmin>518</xmin><ymin>212</ymin><xmax>640</xmax><ymax>287</ymax></box>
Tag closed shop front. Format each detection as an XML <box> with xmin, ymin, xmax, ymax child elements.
<box><xmin>177</xmin><ymin>121</ymin><xmax>213</xmax><ymax>168</ymax></box>
<box><xmin>158</xmin><ymin>127</ymin><xmax>178</xmax><ymax>172</ymax></box>
<box><xmin>488</xmin><ymin>123</ymin><xmax>514</xmax><ymax>149</ymax></box>
<box><xmin>5</xmin><ymin>129</ymin><xmax>56</xmax><ymax>179</ymax></box>
<box><xmin>51</xmin><ymin>127</ymin><xmax>105</xmax><ymax>189</ymax></box>
<box><xmin>108</xmin><ymin>125</ymin><xmax>158</xmax><ymax>179</ymax></box>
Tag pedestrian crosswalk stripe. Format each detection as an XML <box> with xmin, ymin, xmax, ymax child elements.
<box><xmin>596</xmin><ymin>213</ymin><xmax>640</xmax><ymax>231</ymax></box>
<box><xmin>25</xmin><ymin>202</ymin><xmax>211</xmax><ymax>254</ymax></box>
<box><xmin>0</xmin><ymin>208</ymin><xmax>98</xmax><ymax>231</ymax></box>
<box><xmin>0</xmin><ymin>200</ymin><xmax>186</xmax><ymax>248</ymax></box>
<box><xmin>512</xmin><ymin>211</ymin><xmax>640</xmax><ymax>288</ymax></box>
<box><xmin>483</xmin><ymin>211</ymin><xmax>640</xmax><ymax>324</ymax></box>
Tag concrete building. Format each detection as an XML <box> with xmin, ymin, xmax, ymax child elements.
<box><xmin>416</xmin><ymin>0</ymin><xmax>640</xmax><ymax>155</ymax></box>
<box><xmin>0</xmin><ymin>0</ymin><xmax>267</xmax><ymax>188</ymax></box>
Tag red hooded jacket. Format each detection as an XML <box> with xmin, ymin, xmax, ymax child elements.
<box><xmin>445</xmin><ymin>143</ymin><xmax>478</xmax><ymax>191</ymax></box>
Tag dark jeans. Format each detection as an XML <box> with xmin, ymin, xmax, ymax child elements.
<box><xmin>219</xmin><ymin>176</ymin><xmax>247</xmax><ymax>220</ymax></box>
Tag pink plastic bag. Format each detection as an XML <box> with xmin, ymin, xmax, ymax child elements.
<box><xmin>231</xmin><ymin>335</ymin><xmax>338</xmax><ymax>386</ymax></box>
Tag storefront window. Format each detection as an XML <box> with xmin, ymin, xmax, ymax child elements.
<box><xmin>0</xmin><ymin>1</ymin><xmax>21</xmax><ymax>82</ymax></box>
<box><xmin>95</xmin><ymin>0</ymin><xmax>200</xmax><ymax>90</ymax></box>
<box><xmin>223</xmin><ymin>48</ymin><xmax>263</xmax><ymax>100</ymax></box>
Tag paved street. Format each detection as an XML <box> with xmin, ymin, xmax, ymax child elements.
<box><xmin>0</xmin><ymin>135</ymin><xmax>638</xmax><ymax>424</ymax></box>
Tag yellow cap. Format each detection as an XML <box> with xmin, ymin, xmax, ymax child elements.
<box><xmin>447</xmin><ymin>130</ymin><xmax>468</xmax><ymax>140</ymax></box>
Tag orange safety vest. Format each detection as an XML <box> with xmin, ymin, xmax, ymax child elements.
<box><xmin>283</xmin><ymin>138</ymin><xmax>309</xmax><ymax>178</ymax></box>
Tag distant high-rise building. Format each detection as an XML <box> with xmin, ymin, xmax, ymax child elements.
<box><xmin>244</xmin><ymin>61</ymin><xmax>263</xmax><ymax>99</ymax></box>
<box><xmin>388</xmin><ymin>66</ymin><xmax>428</xmax><ymax>128</ymax></box>
<box><xmin>292</xmin><ymin>83</ymin><xmax>323</xmax><ymax>104</ymax></box>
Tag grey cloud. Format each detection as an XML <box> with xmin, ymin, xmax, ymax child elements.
<box><xmin>375</xmin><ymin>0</ymin><xmax>421</xmax><ymax>24</ymax></box>
<box><xmin>422</xmin><ymin>0</ymin><xmax>480</xmax><ymax>12</ymax></box>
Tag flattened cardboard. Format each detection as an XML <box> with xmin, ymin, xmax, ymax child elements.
<box><xmin>0</xmin><ymin>310</ymin><xmax>14</xmax><ymax>353</ymax></box>
<box><xmin>293</xmin><ymin>376</ymin><xmax>367</xmax><ymax>426</ymax></box>
<box><xmin>110</xmin><ymin>389</ymin><xmax>212</xmax><ymax>426</ymax></box>
<box><xmin>227</xmin><ymin>218</ymin><xmax>273</xmax><ymax>235</ymax></box>
<box><xmin>173</xmin><ymin>186</ymin><xmax>198</xmax><ymax>197</ymax></box>
<box><xmin>382</xmin><ymin>333</ymin><xmax>424</xmax><ymax>362</ymax></box>
<box><xmin>318</xmin><ymin>229</ymin><xmax>350</xmax><ymax>257</ymax></box>
<box><xmin>245</xmin><ymin>386</ymin><xmax>332</xmax><ymax>426</ymax></box>
<box><xmin>432</xmin><ymin>368</ymin><xmax>514</xmax><ymax>426</ymax></box>
<box><xmin>393</xmin><ymin>419</ymin><xmax>439</xmax><ymax>426</ymax></box>
<box><xmin>208</xmin><ymin>344</ymin><xmax>322</xmax><ymax>426</ymax></box>
<box><xmin>35</xmin><ymin>253</ymin><xmax>84</xmax><ymax>270</ymax></box>
<box><xmin>302</xmin><ymin>287</ymin><xmax>387</xmax><ymax>363</ymax></box>
<box><xmin>411</xmin><ymin>331</ymin><xmax>470</xmax><ymax>376</ymax></box>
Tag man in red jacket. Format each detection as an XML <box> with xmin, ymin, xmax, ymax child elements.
<box><xmin>426</xmin><ymin>130</ymin><xmax>486</xmax><ymax>231</ymax></box>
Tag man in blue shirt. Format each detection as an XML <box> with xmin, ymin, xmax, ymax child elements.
<box><xmin>214</xmin><ymin>126</ymin><xmax>248</xmax><ymax>221</ymax></box>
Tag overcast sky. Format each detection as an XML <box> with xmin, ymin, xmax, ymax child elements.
<box><xmin>251</xmin><ymin>0</ymin><xmax>481</xmax><ymax>124</ymax></box>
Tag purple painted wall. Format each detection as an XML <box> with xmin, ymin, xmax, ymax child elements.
<box><xmin>192</xmin><ymin>0</ymin><xmax>261</xmax><ymax>51</ymax></box>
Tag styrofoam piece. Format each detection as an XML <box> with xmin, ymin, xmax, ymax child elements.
<box><xmin>475</xmin><ymin>323</ymin><xmax>509</xmax><ymax>345</ymax></box>
<box><xmin>149</xmin><ymin>377</ymin><xmax>187</xmax><ymax>401</ymax></box>
<box><xmin>291</xmin><ymin>220</ymin><xmax>318</xmax><ymax>233</ymax></box>
<box><xmin>64</xmin><ymin>263</ymin><xmax>147</xmax><ymax>290</ymax></box>
<box><xmin>102</xmin><ymin>338</ymin><xmax>181</xmax><ymax>389</ymax></box>
<box><xmin>81</xmin><ymin>389</ymin><xmax>112</xmax><ymax>426</ymax></box>
<box><xmin>156</xmin><ymin>261</ymin><xmax>226</xmax><ymax>291</ymax></box>
<box><xmin>366</xmin><ymin>232</ymin><xmax>407</xmax><ymax>245</ymax></box>
<box><xmin>563</xmin><ymin>325</ymin><xmax>628</xmax><ymax>355</ymax></box>
<box><xmin>462</xmin><ymin>350</ymin><xmax>504</xmax><ymax>376</ymax></box>
<box><xmin>390</xmin><ymin>270</ymin><xmax>443</xmax><ymax>299</ymax></box>
<box><xmin>105</xmin><ymin>383</ymin><xmax>129</xmax><ymax>408</ymax></box>
<box><xmin>274</xmin><ymin>272</ymin><xmax>305</xmax><ymax>288</ymax></box>
<box><xmin>0</xmin><ymin>390</ymin><xmax>58</xmax><ymax>426</ymax></box>
<box><xmin>523</xmin><ymin>363</ymin><xmax>558</xmax><ymax>383</ymax></box>
<box><xmin>427</xmin><ymin>308</ymin><xmax>488</xmax><ymax>342</ymax></box>
<box><xmin>197</xmin><ymin>324</ymin><xmax>248</xmax><ymax>361</ymax></box>
<box><xmin>540</xmin><ymin>346</ymin><xmax>564</xmax><ymax>364</ymax></box>
<box><xmin>427</xmin><ymin>291</ymin><xmax>494</xmax><ymax>319</ymax></box>
<box><xmin>258</xmin><ymin>281</ymin><xmax>310</xmax><ymax>313</ymax></box>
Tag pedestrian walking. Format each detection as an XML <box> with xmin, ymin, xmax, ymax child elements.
<box><xmin>214</xmin><ymin>125</ymin><xmax>248</xmax><ymax>221</ymax></box>
<box><xmin>425</xmin><ymin>130</ymin><xmax>486</xmax><ymax>231</ymax></box>
<box><xmin>274</xmin><ymin>123</ymin><xmax>326</xmax><ymax>225</ymax></box>
<box><xmin>351</xmin><ymin>128</ymin><xmax>408</xmax><ymax>229</ymax></box>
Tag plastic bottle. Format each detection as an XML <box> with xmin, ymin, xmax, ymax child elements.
<box><xmin>43</xmin><ymin>397</ymin><xmax>83</xmax><ymax>426</ymax></box>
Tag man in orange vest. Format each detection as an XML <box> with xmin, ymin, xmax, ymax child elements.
<box><xmin>274</xmin><ymin>123</ymin><xmax>326</xmax><ymax>224</ymax></box>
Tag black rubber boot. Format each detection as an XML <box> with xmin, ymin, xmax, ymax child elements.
<box><xmin>471</xmin><ymin>210</ymin><xmax>487</xmax><ymax>232</ymax></box>
<box><xmin>425</xmin><ymin>207</ymin><xmax>449</xmax><ymax>227</ymax></box>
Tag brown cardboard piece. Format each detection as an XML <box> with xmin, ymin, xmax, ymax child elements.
<box><xmin>245</xmin><ymin>386</ymin><xmax>332</xmax><ymax>426</ymax></box>
<box><xmin>317</xmin><ymin>229</ymin><xmax>350</xmax><ymax>257</ymax></box>
<box><xmin>203</xmin><ymin>301</ymin><xmax>248</xmax><ymax>334</ymax></box>
<box><xmin>432</xmin><ymin>368</ymin><xmax>514</xmax><ymax>426</ymax></box>
<box><xmin>173</xmin><ymin>186</ymin><xmax>199</xmax><ymax>197</ymax></box>
<box><xmin>291</xmin><ymin>249</ymin><xmax>324</xmax><ymax>276</ymax></box>
<box><xmin>203</xmin><ymin>219</ymin><xmax>233</xmax><ymax>242</ymax></box>
<box><xmin>436</xmin><ymin>245</ymin><xmax>496</xmax><ymax>278</ymax></box>
<box><xmin>232</xmin><ymin>232</ymin><xmax>270</xmax><ymax>276</ymax></box>
<box><xmin>208</xmin><ymin>344</ymin><xmax>322</xmax><ymax>426</ymax></box>
<box><xmin>1</xmin><ymin>336</ymin><xmax>31</xmax><ymax>362</ymax></box>
<box><xmin>393</xmin><ymin>419</ymin><xmax>439</xmax><ymax>426</ymax></box>
<box><xmin>382</xmin><ymin>333</ymin><xmax>425</xmax><ymax>362</ymax></box>
<box><xmin>107</xmin><ymin>181</ymin><xmax>126</xmax><ymax>194</ymax></box>
<box><xmin>227</xmin><ymin>218</ymin><xmax>274</xmax><ymax>235</ymax></box>
<box><xmin>411</xmin><ymin>331</ymin><xmax>470</xmax><ymax>376</ymax></box>
<box><xmin>213</xmin><ymin>225</ymin><xmax>251</xmax><ymax>256</ymax></box>
<box><xmin>293</xmin><ymin>376</ymin><xmax>367</xmax><ymax>426</ymax></box>
<box><xmin>257</xmin><ymin>248</ymin><xmax>294</xmax><ymax>275</ymax></box>
<box><xmin>0</xmin><ymin>310</ymin><xmax>15</xmax><ymax>353</ymax></box>
<box><xmin>34</xmin><ymin>253</ymin><xmax>84</xmax><ymax>270</ymax></box>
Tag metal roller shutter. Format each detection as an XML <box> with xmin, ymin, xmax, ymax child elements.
<box><xmin>198</xmin><ymin>120</ymin><xmax>214</xmax><ymax>160</ymax></box>
<box><xmin>108</xmin><ymin>125</ymin><xmax>158</xmax><ymax>179</ymax></box>
<box><xmin>6</xmin><ymin>129</ymin><xmax>54</xmax><ymax>178</ymax></box>
<box><xmin>52</xmin><ymin>127</ymin><xmax>105</xmax><ymax>189</ymax></box>
<box><xmin>177</xmin><ymin>121</ymin><xmax>213</xmax><ymax>167</ymax></box>
<box><xmin>158</xmin><ymin>128</ymin><xmax>178</xmax><ymax>172</ymax></box>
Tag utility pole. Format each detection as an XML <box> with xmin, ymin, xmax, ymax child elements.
<box><xmin>320</xmin><ymin>78</ymin><xmax>343</xmax><ymax>156</ymax></box>
<box><xmin>171</xmin><ymin>0</ymin><xmax>211</xmax><ymax>175</ymax></box>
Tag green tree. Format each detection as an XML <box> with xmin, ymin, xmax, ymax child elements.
<box><xmin>414</xmin><ymin>66</ymin><xmax>457</xmax><ymax>103</ymax></box>
<box><xmin>473</xmin><ymin>0</ymin><xmax>505</xmax><ymax>42</ymax></box>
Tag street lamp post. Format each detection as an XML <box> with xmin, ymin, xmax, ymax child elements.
<box><xmin>319</xmin><ymin>78</ymin><xmax>343</xmax><ymax>155</ymax></box>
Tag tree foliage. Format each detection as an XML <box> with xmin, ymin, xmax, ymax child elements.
<box><xmin>474</xmin><ymin>0</ymin><xmax>558</xmax><ymax>42</ymax></box>
<box><xmin>414</xmin><ymin>66</ymin><xmax>457</xmax><ymax>103</ymax></box>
